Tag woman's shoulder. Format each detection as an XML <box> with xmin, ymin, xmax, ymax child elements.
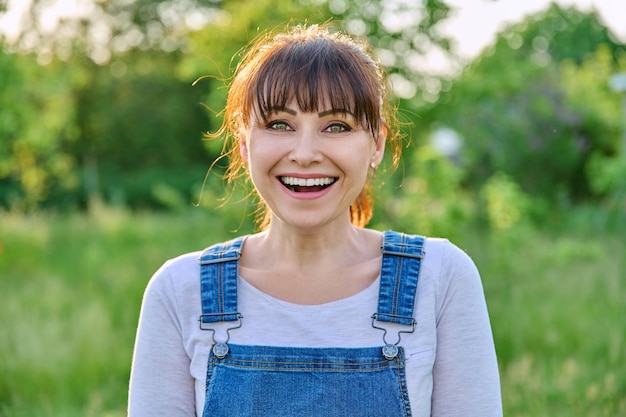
<box><xmin>383</xmin><ymin>230</ymin><xmax>466</xmax><ymax>260</ymax></box>
<box><xmin>144</xmin><ymin>250</ymin><xmax>203</xmax><ymax>296</ymax></box>
<box><xmin>419</xmin><ymin>235</ymin><xmax>483</xmax><ymax>299</ymax></box>
<box><xmin>162</xmin><ymin>250</ymin><xmax>204</xmax><ymax>273</ymax></box>
<box><xmin>382</xmin><ymin>230</ymin><xmax>478</xmax><ymax>281</ymax></box>
<box><xmin>152</xmin><ymin>235</ymin><xmax>249</xmax><ymax>285</ymax></box>
<box><xmin>424</xmin><ymin>236</ymin><xmax>475</xmax><ymax>266</ymax></box>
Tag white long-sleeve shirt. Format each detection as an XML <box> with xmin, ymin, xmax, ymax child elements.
<box><xmin>128</xmin><ymin>237</ymin><xmax>502</xmax><ymax>416</ymax></box>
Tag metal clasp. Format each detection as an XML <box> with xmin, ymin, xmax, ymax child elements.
<box><xmin>198</xmin><ymin>313</ymin><xmax>243</xmax><ymax>359</ymax></box>
<box><xmin>371</xmin><ymin>313</ymin><xmax>416</xmax><ymax>360</ymax></box>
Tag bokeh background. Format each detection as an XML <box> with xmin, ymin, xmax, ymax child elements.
<box><xmin>1</xmin><ymin>0</ymin><xmax>625</xmax><ymax>415</ymax></box>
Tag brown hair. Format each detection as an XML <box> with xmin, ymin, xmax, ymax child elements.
<box><xmin>210</xmin><ymin>24</ymin><xmax>402</xmax><ymax>229</ymax></box>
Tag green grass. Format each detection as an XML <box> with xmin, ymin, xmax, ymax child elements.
<box><xmin>0</xmin><ymin>208</ymin><xmax>624</xmax><ymax>416</ymax></box>
<box><xmin>0</xmin><ymin>207</ymin><xmax>245</xmax><ymax>417</ymax></box>
<box><xmin>463</xmin><ymin>229</ymin><xmax>626</xmax><ymax>416</ymax></box>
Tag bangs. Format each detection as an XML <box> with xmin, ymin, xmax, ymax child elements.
<box><xmin>219</xmin><ymin>24</ymin><xmax>400</xmax><ymax>230</ymax></box>
<box><xmin>248</xmin><ymin>37</ymin><xmax>382</xmax><ymax>138</ymax></box>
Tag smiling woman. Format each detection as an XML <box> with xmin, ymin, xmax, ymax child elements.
<box><xmin>241</xmin><ymin>101</ymin><xmax>384</xmax><ymax>231</ymax></box>
<box><xmin>218</xmin><ymin>24</ymin><xmax>401</xmax><ymax>229</ymax></box>
<box><xmin>128</xmin><ymin>23</ymin><xmax>503</xmax><ymax>417</ymax></box>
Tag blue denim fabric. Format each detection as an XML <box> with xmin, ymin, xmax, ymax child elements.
<box><xmin>377</xmin><ymin>232</ymin><xmax>425</xmax><ymax>326</ymax></box>
<box><xmin>198</xmin><ymin>231</ymin><xmax>424</xmax><ymax>417</ymax></box>
<box><xmin>204</xmin><ymin>344</ymin><xmax>411</xmax><ymax>416</ymax></box>
<box><xmin>199</xmin><ymin>238</ymin><xmax>243</xmax><ymax>324</ymax></box>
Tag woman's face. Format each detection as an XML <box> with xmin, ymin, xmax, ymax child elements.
<box><xmin>241</xmin><ymin>100</ymin><xmax>385</xmax><ymax>231</ymax></box>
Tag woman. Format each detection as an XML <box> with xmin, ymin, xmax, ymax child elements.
<box><xmin>128</xmin><ymin>24</ymin><xmax>502</xmax><ymax>416</ymax></box>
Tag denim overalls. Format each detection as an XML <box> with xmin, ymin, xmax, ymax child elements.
<box><xmin>198</xmin><ymin>231</ymin><xmax>425</xmax><ymax>416</ymax></box>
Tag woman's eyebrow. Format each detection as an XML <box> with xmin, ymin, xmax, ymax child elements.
<box><xmin>267</xmin><ymin>106</ymin><xmax>297</xmax><ymax>115</ymax></box>
<box><xmin>318</xmin><ymin>108</ymin><xmax>355</xmax><ymax>117</ymax></box>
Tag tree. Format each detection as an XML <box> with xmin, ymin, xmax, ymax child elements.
<box><xmin>1</xmin><ymin>0</ymin><xmax>464</xmax><ymax>210</ymax></box>
<box><xmin>435</xmin><ymin>4</ymin><xmax>625</xmax><ymax>204</ymax></box>
<box><xmin>0</xmin><ymin>45</ymin><xmax>79</xmax><ymax>210</ymax></box>
<box><xmin>325</xmin><ymin>0</ymin><xmax>456</xmax><ymax>102</ymax></box>
<box><xmin>0</xmin><ymin>0</ymin><xmax>223</xmax><ymax>64</ymax></box>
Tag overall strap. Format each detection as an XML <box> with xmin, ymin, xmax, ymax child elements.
<box><xmin>198</xmin><ymin>237</ymin><xmax>245</xmax><ymax>326</ymax></box>
<box><xmin>375</xmin><ymin>231</ymin><xmax>425</xmax><ymax>326</ymax></box>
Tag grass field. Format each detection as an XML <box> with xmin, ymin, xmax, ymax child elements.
<box><xmin>0</xmin><ymin>207</ymin><xmax>624</xmax><ymax>416</ymax></box>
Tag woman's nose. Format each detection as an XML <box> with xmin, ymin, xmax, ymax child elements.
<box><xmin>288</xmin><ymin>130</ymin><xmax>323</xmax><ymax>166</ymax></box>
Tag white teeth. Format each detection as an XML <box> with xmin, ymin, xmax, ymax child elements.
<box><xmin>281</xmin><ymin>176</ymin><xmax>336</xmax><ymax>187</ymax></box>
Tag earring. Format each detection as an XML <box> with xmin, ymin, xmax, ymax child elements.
<box><xmin>370</xmin><ymin>162</ymin><xmax>376</xmax><ymax>169</ymax></box>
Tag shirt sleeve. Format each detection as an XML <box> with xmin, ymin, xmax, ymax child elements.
<box><xmin>431</xmin><ymin>242</ymin><xmax>503</xmax><ymax>416</ymax></box>
<box><xmin>128</xmin><ymin>262</ymin><xmax>196</xmax><ymax>417</ymax></box>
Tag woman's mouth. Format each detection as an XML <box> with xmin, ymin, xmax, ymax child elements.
<box><xmin>279</xmin><ymin>176</ymin><xmax>337</xmax><ymax>192</ymax></box>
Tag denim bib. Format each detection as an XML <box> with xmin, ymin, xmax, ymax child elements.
<box><xmin>198</xmin><ymin>231</ymin><xmax>424</xmax><ymax>416</ymax></box>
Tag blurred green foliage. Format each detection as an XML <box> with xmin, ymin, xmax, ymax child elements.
<box><xmin>434</xmin><ymin>4</ymin><xmax>625</xmax><ymax>207</ymax></box>
<box><xmin>1</xmin><ymin>1</ymin><xmax>624</xmax><ymax>229</ymax></box>
<box><xmin>1</xmin><ymin>2</ymin><xmax>626</xmax><ymax>415</ymax></box>
<box><xmin>0</xmin><ymin>48</ymin><xmax>79</xmax><ymax>210</ymax></box>
<box><xmin>1</xmin><ymin>208</ymin><xmax>624</xmax><ymax>416</ymax></box>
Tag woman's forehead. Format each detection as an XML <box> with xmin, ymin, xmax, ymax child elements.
<box><xmin>256</xmin><ymin>96</ymin><xmax>355</xmax><ymax>113</ymax></box>
<box><xmin>253</xmin><ymin>88</ymin><xmax>357</xmax><ymax>115</ymax></box>
<box><xmin>250</xmin><ymin>103</ymin><xmax>359</xmax><ymax>125</ymax></box>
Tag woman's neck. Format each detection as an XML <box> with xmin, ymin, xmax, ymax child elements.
<box><xmin>238</xmin><ymin>223</ymin><xmax>383</xmax><ymax>305</ymax></box>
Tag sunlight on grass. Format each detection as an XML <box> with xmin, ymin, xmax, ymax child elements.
<box><xmin>465</xmin><ymin>227</ymin><xmax>626</xmax><ymax>417</ymax></box>
<box><xmin>0</xmin><ymin>208</ymin><xmax>624</xmax><ymax>416</ymax></box>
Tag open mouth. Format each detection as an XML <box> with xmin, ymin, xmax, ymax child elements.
<box><xmin>279</xmin><ymin>176</ymin><xmax>337</xmax><ymax>193</ymax></box>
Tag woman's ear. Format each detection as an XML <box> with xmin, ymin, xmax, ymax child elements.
<box><xmin>239</xmin><ymin>135</ymin><xmax>249</xmax><ymax>164</ymax></box>
<box><xmin>372</xmin><ymin>125</ymin><xmax>387</xmax><ymax>166</ymax></box>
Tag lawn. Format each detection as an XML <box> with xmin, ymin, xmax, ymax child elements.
<box><xmin>0</xmin><ymin>208</ymin><xmax>624</xmax><ymax>416</ymax></box>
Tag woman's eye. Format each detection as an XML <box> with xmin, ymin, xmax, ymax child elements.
<box><xmin>267</xmin><ymin>121</ymin><xmax>292</xmax><ymax>131</ymax></box>
<box><xmin>324</xmin><ymin>123</ymin><xmax>351</xmax><ymax>134</ymax></box>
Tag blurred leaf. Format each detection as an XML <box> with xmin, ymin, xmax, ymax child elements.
<box><xmin>435</xmin><ymin>4</ymin><xmax>625</xmax><ymax>204</ymax></box>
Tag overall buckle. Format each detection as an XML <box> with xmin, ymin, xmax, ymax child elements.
<box><xmin>371</xmin><ymin>313</ymin><xmax>416</xmax><ymax>360</ymax></box>
<box><xmin>198</xmin><ymin>313</ymin><xmax>243</xmax><ymax>359</ymax></box>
